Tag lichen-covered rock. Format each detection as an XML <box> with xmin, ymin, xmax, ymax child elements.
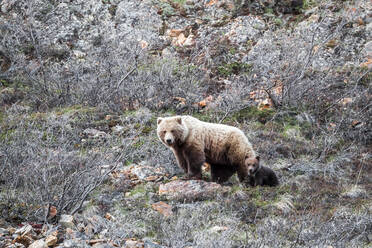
<box><xmin>28</xmin><ymin>240</ymin><xmax>47</xmax><ymax>248</ymax></box>
<box><xmin>131</xmin><ymin>162</ymin><xmax>166</xmax><ymax>181</ymax></box>
<box><xmin>158</xmin><ymin>180</ymin><xmax>227</xmax><ymax>201</ymax></box>
<box><xmin>59</xmin><ymin>215</ymin><xmax>75</xmax><ymax>229</ymax></box>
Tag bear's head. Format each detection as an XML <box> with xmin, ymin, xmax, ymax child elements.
<box><xmin>245</xmin><ymin>156</ymin><xmax>261</xmax><ymax>176</ymax></box>
<box><xmin>157</xmin><ymin>116</ymin><xmax>189</xmax><ymax>147</ymax></box>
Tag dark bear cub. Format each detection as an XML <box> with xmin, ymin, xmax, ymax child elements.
<box><xmin>245</xmin><ymin>156</ymin><xmax>279</xmax><ymax>187</ymax></box>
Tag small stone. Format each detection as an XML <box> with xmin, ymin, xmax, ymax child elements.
<box><xmin>144</xmin><ymin>240</ymin><xmax>166</xmax><ymax>248</ymax></box>
<box><xmin>111</xmin><ymin>125</ymin><xmax>125</xmax><ymax>133</ymax></box>
<box><xmin>125</xmin><ymin>239</ymin><xmax>143</xmax><ymax>248</ymax></box>
<box><xmin>13</xmin><ymin>234</ymin><xmax>33</xmax><ymax>247</ymax></box>
<box><xmin>0</xmin><ymin>228</ymin><xmax>9</xmax><ymax>235</ymax></box>
<box><xmin>9</xmin><ymin>227</ymin><xmax>16</xmax><ymax>234</ymax></box>
<box><xmin>45</xmin><ymin>235</ymin><xmax>58</xmax><ymax>246</ymax></box>
<box><xmin>209</xmin><ymin>226</ymin><xmax>228</xmax><ymax>233</ymax></box>
<box><xmin>29</xmin><ymin>239</ymin><xmax>47</xmax><ymax>248</ymax></box>
<box><xmin>59</xmin><ymin>215</ymin><xmax>74</xmax><ymax>228</ymax></box>
<box><xmin>341</xmin><ymin>186</ymin><xmax>367</xmax><ymax>199</ymax></box>
<box><xmin>104</xmin><ymin>213</ymin><xmax>115</xmax><ymax>221</ymax></box>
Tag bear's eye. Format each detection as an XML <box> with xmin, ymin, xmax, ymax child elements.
<box><xmin>162</xmin><ymin>131</ymin><xmax>166</xmax><ymax>134</ymax></box>
<box><xmin>171</xmin><ymin>130</ymin><xmax>175</xmax><ymax>133</ymax></box>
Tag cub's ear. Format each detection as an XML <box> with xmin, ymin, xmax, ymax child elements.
<box><xmin>256</xmin><ymin>156</ymin><xmax>260</xmax><ymax>161</ymax></box>
<box><xmin>157</xmin><ymin>117</ymin><xmax>163</xmax><ymax>125</ymax></box>
<box><xmin>175</xmin><ymin>116</ymin><xmax>182</xmax><ymax>124</ymax></box>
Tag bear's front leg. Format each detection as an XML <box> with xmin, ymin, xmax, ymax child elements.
<box><xmin>256</xmin><ymin>176</ymin><xmax>264</xmax><ymax>187</ymax></box>
<box><xmin>172</xmin><ymin>148</ymin><xmax>188</xmax><ymax>174</ymax></box>
<box><xmin>183</xmin><ymin>146</ymin><xmax>204</xmax><ymax>180</ymax></box>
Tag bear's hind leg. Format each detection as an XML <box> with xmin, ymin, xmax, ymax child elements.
<box><xmin>211</xmin><ymin>165</ymin><xmax>235</xmax><ymax>184</ymax></box>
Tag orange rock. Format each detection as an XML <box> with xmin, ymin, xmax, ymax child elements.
<box><xmin>151</xmin><ymin>201</ymin><xmax>173</xmax><ymax>217</ymax></box>
<box><xmin>145</xmin><ymin>175</ymin><xmax>159</xmax><ymax>181</ymax></box>
<box><xmin>206</xmin><ymin>0</ymin><xmax>218</xmax><ymax>7</ymax></box>
<box><xmin>167</xmin><ymin>29</ymin><xmax>184</xmax><ymax>37</ymax></box>
<box><xmin>104</xmin><ymin>213</ymin><xmax>115</xmax><ymax>221</ymax></box>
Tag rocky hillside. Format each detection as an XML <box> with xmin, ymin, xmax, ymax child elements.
<box><xmin>0</xmin><ymin>0</ymin><xmax>371</xmax><ymax>247</ymax></box>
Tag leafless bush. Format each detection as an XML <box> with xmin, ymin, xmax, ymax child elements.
<box><xmin>0</xmin><ymin>107</ymin><xmax>151</xmax><ymax>222</ymax></box>
<box><xmin>0</xmin><ymin>0</ymin><xmax>206</xmax><ymax>113</ymax></box>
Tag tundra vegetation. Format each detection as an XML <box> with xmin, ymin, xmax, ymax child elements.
<box><xmin>0</xmin><ymin>0</ymin><xmax>371</xmax><ymax>247</ymax></box>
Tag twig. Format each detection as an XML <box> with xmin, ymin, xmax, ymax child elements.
<box><xmin>117</xmin><ymin>54</ymin><xmax>140</xmax><ymax>88</ymax></box>
<box><xmin>44</xmin><ymin>202</ymin><xmax>51</xmax><ymax>224</ymax></box>
<box><xmin>117</xmin><ymin>66</ymin><xmax>137</xmax><ymax>88</ymax></box>
<box><xmin>218</xmin><ymin>109</ymin><xmax>231</xmax><ymax>124</ymax></box>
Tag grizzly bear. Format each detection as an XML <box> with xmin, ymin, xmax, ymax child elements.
<box><xmin>157</xmin><ymin>115</ymin><xmax>256</xmax><ymax>183</ymax></box>
<box><xmin>244</xmin><ymin>156</ymin><xmax>279</xmax><ymax>187</ymax></box>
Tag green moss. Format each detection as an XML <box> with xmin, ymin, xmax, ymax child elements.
<box><xmin>359</xmin><ymin>71</ymin><xmax>372</xmax><ymax>87</ymax></box>
<box><xmin>55</xmin><ymin>105</ymin><xmax>97</xmax><ymax>116</ymax></box>
<box><xmin>192</xmin><ymin>112</ymin><xmax>217</xmax><ymax>123</ymax></box>
<box><xmin>274</xmin><ymin>18</ymin><xmax>283</xmax><ymax>26</ymax></box>
<box><xmin>129</xmin><ymin>184</ymin><xmax>147</xmax><ymax>197</ymax></box>
<box><xmin>171</xmin><ymin>0</ymin><xmax>186</xmax><ymax>5</ymax></box>
<box><xmin>0</xmin><ymin>111</ymin><xmax>4</xmax><ymax>124</ymax></box>
<box><xmin>0</xmin><ymin>79</ymin><xmax>11</xmax><ymax>87</ymax></box>
<box><xmin>217</xmin><ymin>62</ymin><xmax>252</xmax><ymax>77</ymax></box>
<box><xmin>231</xmin><ymin>106</ymin><xmax>275</xmax><ymax>124</ymax></box>
<box><xmin>141</xmin><ymin>125</ymin><xmax>153</xmax><ymax>135</ymax></box>
<box><xmin>265</xmin><ymin>8</ymin><xmax>274</xmax><ymax>14</ymax></box>
<box><xmin>302</xmin><ymin>0</ymin><xmax>318</xmax><ymax>9</ymax></box>
<box><xmin>157</xmin><ymin>1</ymin><xmax>176</xmax><ymax>17</ymax></box>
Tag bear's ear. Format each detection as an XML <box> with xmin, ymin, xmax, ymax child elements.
<box><xmin>157</xmin><ymin>117</ymin><xmax>163</xmax><ymax>125</ymax></box>
<box><xmin>175</xmin><ymin>116</ymin><xmax>182</xmax><ymax>124</ymax></box>
<box><xmin>256</xmin><ymin>156</ymin><xmax>260</xmax><ymax>161</ymax></box>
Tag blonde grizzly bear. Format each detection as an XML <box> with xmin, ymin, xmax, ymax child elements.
<box><xmin>157</xmin><ymin>115</ymin><xmax>256</xmax><ymax>183</ymax></box>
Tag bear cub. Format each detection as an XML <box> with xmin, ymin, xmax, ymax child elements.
<box><xmin>245</xmin><ymin>156</ymin><xmax>279</xmax><ymax>187</ymax></box>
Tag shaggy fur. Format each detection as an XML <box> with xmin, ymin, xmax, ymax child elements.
<box><xmin>244</xmin><ymin>156</ymin><xmax>279</xmax><ymax>187</ymax></box>
<box><xmin>157</xmin><ymin>115</ymin><xmax>256</xmax><ymax>182</ymax></box>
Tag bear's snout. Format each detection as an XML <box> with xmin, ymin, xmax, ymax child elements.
<box><xmin>249</xmin><ymin>168</ymin><xmax>254</xmax><ymax>175</ymax></box>
<box><xmin>166</xmin><ymin>138</ymin><xmax>173</xmax><ymax>145</ymax></box>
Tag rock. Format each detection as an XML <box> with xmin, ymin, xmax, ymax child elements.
<box><xmin>125</xmin><ymin>239</ymin><xmax>144</xmax><ymax>248</ymax></box>
<box><xmin>82</xmin><ymin>128</ymin><xmax>108</xmax><ymax>139</ymax></box>
<box><xmin>59</xmin><ymin>215</ymin><xmax>75</xmax><ymax>229</ymax></box>
<box><xmin>6</xmin><ymin>243</ymin><xmax>26</xmax><ymax>248</ymax></box>
<box><xmin>111</xmin><ymin>125</ymin><xmax>125</xmax><ymax>133</ymax></box>
<box><xmin>14</xmin><ymin>225</ymin><xmax>32</xmax><ymax>235</ymax></box>
<box><xmin>144</xmin><ymin>240</ymin><xmax>167</xmax><ymax>248</ymax></box>
<box><xmin>29</xmin><ymin>239</ymin><xmax>47</xmax><ymax>248</ymax></box>
<box><xmin>0</xmin><ymin>0</ymin><xmax>16</xmax><ymax>13</ymax></box>
<box><xmin>225</xmin><ymin>16</ymin><xmax>265</xmax><ymax>45</ymax></box>
<box><xmin>209</xmin><ymin>226</ymin><xmax>228</xmax><ymax>233</ymax></box>
<box><xmin>158</xmin><ymin>180</ymin><xmax>226</xmax><ymax>201</ymax></box>
<box><xmin>151</xmin><ymin>202</ymin><xmax>173</xmax><ymax>217</ymax></box>
<box><xmin>0</xmin><ymin>227</ymin><xmax>9</xmax><ymax>235</ymax></box>
<box><xmin>45</xmin><ymin>235</ymin><xmax>58</xmax><ymax>247</ymax></box>
<box><xmin>13</xmin><ymin>234</ymin><xmax>34</xmax><ymax>247</ymax></box>
<box><xmin>362</xmin><ymin>40</ymin><xmax>372</xmax><ymax>59</ymax></box>
<box><xmin>130</xmin><ymin>163</ymin><xmax>166</xmax><ymax>181</ymax></box>
<box><xmin>341</xmin><ymin>186</ymin><xmax>367</xmax><ymax>199</ymax></box>
<box><xmin>366</xmin><ymin>22</ymin><xmax>372</xmax><ymax>39</ymax></box>
<box><xmin>104</xmin><ymin>213</ymin><xmax>116</xmax><ymax>221</ymax></box>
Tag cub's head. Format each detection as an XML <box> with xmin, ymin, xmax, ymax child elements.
<box><xmin>157</xmin><ymin>116</ymin><xmax>189</xmax><ymax>147</ymax></box>
<box><xmin>245</xmin><ymin>156</ymin><xmax>261</xmax><ymax>176</ymax></box>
